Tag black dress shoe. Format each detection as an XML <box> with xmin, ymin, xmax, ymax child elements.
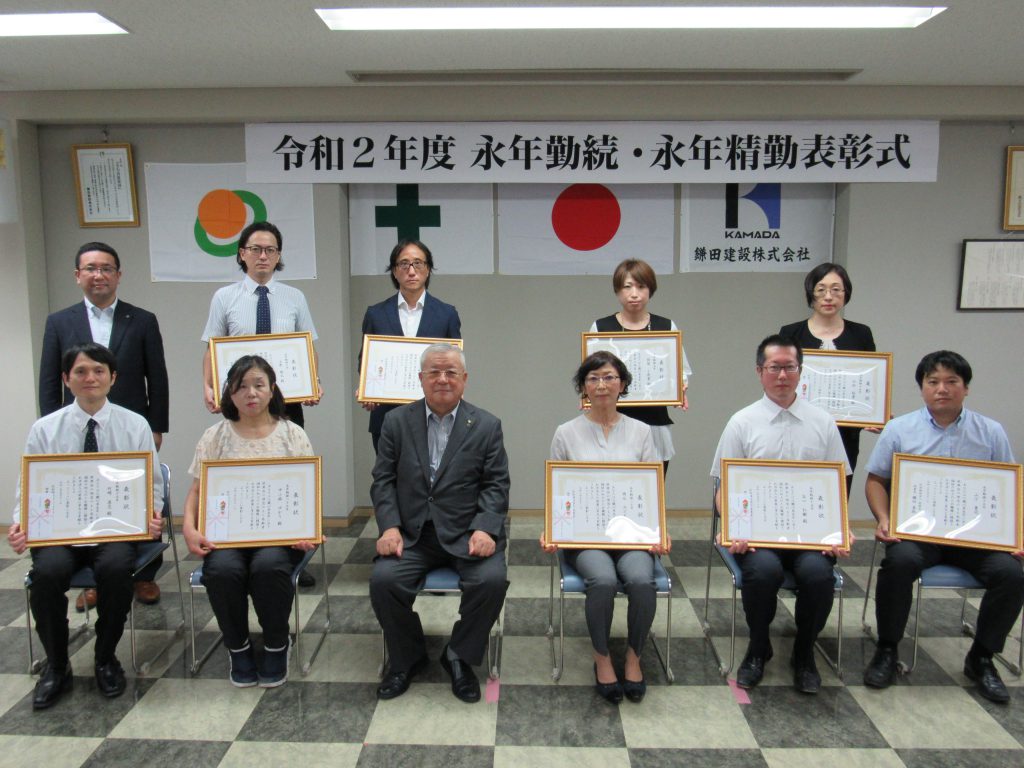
<box><xmin>297</xmin><ymin>569</ymin><xmax>315</xmax><ymax>588</ymax></box>
<box><xmin>440</xmin><ymin>645</ymin><xmax>481</xmax><ymax>703</ymax></box>
<box><xmin>95</xmin><ymin>658</ymin><xmax>126</xmax><ymax>699</ymax></box>
<box><xmin>377</xmin><ymin>655</ymin><xmax>427</xmax><ymax>700</ymax></box>
<box><xmin>593</xmin><ymin>663</ymin><xmax>623</xmax><ymax>704</ymax></box>
<box><xmin>792</xmin><ymin>656</ymin><xmax>821</xmax><ymax>694</ymax></box>
<box><xmin>863</xmin><ymin>645</ymin><xmax>899</xmax><ymax>689</ymax></box>
<box><xmin>32</xmin><ymin>661</ymin><xmax>72</xmax><ymax>710</ymax></box>
<box><xmin>964</xmin><ymin>653</ymin><xmax>1010</xmax><ymax>704</ymax></box>
<box><xmin>736</xmin><ymin>645</ymin><xmax>773</xmax><ymax>689</ymax></box>
<box><xmin>622</xmin><ymin>677</ymin><xmax>647</xmax><ymax>703</ymax></box>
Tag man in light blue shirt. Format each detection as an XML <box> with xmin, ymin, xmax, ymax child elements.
<box><xmin>863</xmin><ymin>350</ymin><xmax>1023</xmax><ymax>703</ymax></box>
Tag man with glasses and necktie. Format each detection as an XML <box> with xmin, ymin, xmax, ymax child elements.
<box><xmin>10</xmin><ymin>343</ymin><xmax>163</xmax><ymax>710</ymax></box>
<box><xmin>201</xmin><ymin>220</ymin><xmax>322</xmax><ymax>585</ymax></box>
<box><xmin>38</xmin><ymin>242</ymin><xmax>169</xmax><ymax>609</ymax></box>
<box><xmin>358</xmin><ymin>239</ymin><xmax>461</xmax><ymax>453</ymax></box>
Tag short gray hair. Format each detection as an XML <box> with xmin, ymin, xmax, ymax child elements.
<box><xmin>420</xmin><ymin>342</ymin><xmax>466</xmax><ymax>371</ymax></box>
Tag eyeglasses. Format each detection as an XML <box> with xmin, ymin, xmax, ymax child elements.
<box><xmin>78</xmin><ymin>265</ymin><xmax>119</xmax><ymax>276</ymax></box>
<box><xmin>396</xmin><ymin>259</ymin><xmax>428</xmax><ymax>272</ymax></box>
<box><xmin>423</xmin><ymin>368</ymin><xmax>461</xmax><ymax>380</ymax></box>
<box><xmin>812</xmin><ymin>286</ymin><xmax>845</xmax><ymax>297</ymax></box>
<box><xmin>760</xmin><ymin>364</ymin><xmax>800</xmax><ymax>374</ymax></box>
<box><xmin>585</xmin><ymin>374</ymin><xmax>621</xmax><ymax>385</ymax></box>
<box><xmin>242</xmin><ymin>245</ymin><xmax>280</xmax><ymax>257</ymax></box>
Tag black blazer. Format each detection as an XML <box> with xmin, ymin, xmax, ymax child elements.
<box><xmin>778</xmin><ymin>318</ymin><xmax>875</xmax><ymax>353</ymax></box>
<box><xmin>360</xmin><ymin>293</ymin><xmax>462</xmax><ymax>436</ymax></box>
<box><xmin>39</xmin><ymin>300</ymin><xmax>170</xmax><ymax>432</ymax></box>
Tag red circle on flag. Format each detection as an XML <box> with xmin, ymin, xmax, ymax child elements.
<box><xmin>551</xmin><ymin>184</ymin><xmax>621</xmax><ymax>251</ymax></box>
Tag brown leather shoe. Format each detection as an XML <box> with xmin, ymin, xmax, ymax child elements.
<box><xmin>134</xmin><ymin>581</ymin><xmax>161</xmax><ymax>605</ymax></box>
<box><xmin>75</xmin><ymin>589</ymin><xmax>97</xmax><ymax>613</ymax></box>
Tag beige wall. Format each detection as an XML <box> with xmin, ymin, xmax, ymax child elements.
<box><xmin>3</xmin><ymin>85</ymin><xmax>1023</xmax><ymax>521</ymax></box>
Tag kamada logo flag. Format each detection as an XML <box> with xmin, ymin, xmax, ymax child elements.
<box><xmin>349</xmin><ymin>184</ymin><xmax>493</xmax><ymax>276</ymax></box>
<box><xmin>147</xmin><ymin>163</ymin><xmax>316</xmax><ymax>282</ymax></box>
<box><xmin>497</xmin><ymin>184</ymin><xmax>673</xmax><ymax>275</ymax></box>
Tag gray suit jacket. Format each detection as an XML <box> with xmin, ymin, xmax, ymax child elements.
<box><xmin>370</xmin><ymin>398</ymin><xmax>509</xmax><ymax>559</ymax></box>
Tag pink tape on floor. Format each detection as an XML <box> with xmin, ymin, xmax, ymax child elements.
<box><xmin>728</xmin><ymin>678</ymin><xmax>751</xmax><ymax>704</ymax></box>
<box><xmin>485</xmin><ymin>676</ymin><xmax>501</xmax><ymax>702</ymax></box>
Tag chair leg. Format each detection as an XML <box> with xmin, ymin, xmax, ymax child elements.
<box><xmin>546</xmin><ymin>555</ymin><xmax>560</xmax><ymax>681</ymax></box>
<box><xmin>294</xmin><ymin>546</ymin><xmax>329</xmax><ymax>676</ymax></box>
<box><xmin>188</xmin><ymin>585</ymin><xmax>223</xmax><ymax>675</ymax></box>
<box><xmin>861</xmin><ymin>540</ymin><xmax>880</xmax><ymax>638</ymax></box>
<box><xmin>907</xmin><ymin>579</ymin><xmax>924</xmax><ymax>673</ymax></box>
<box><xmin>813</xmin><ymin>585</ymin><xmax>843</xmax><ymax>679</ymax></box>
<box><xmin>648</xmin><ymin>590</ymin><xmax>674</xmax><ymax>683</ymax></box>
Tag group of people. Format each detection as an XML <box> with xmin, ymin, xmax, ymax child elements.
<box><xmin>8</xmin><ymin>223</ymin><xmax>1022</xmax><ymax>715</ymax></box>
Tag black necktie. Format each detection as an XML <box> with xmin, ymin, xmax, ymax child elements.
<box><xmin>84</xmin><ymin>418</ymin><xmax>98</xmax><ymax>453</ymax></box>
<box><xmin>255</xmin><ymin>285</ymin><xmax>271</xmax><ymax>334</ymax></box>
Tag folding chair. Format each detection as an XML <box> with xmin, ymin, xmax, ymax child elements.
<box><xmin>861</xmin><ymin>539</ymin><xmax>1024</xmax><ymax>675</ymax></box>
<box><xmin>546</xmin><ymin>549</ymin><xmax>674</xmax><ymax>683</ymax></box>
<box><xmin>702</xmin><ymin>484</ymin><xmax>844</xmax><ymax>678</ymax></box>
<box><xmin>25</xmin><ymin>462</ymin><xmax>184</xmax><ymax>675</ymax></box>
<box><xmin>189</xmin><ymin>544</ymin><xmax>330</xmax><ymax>676</ymax></box>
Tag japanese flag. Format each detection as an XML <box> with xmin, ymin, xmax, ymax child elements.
<box><xmin>496</xmin><ymin>183</ymin><xmax>674</xmax><ymax>275</ymax></box>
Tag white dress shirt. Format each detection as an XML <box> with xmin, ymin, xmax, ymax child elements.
<box><xmin>13</xmin><ymin>400</ymin><xmax>163</xmax><ymax>525</ymax></box>
<box><xmin>398</xmin><ymin>290</ymin><xmax>427</xmax><ymax>337</ymax></box>
<box><xmin>201</xmin><ymin>275</ymin><xmax>318</xmax><ymax>341</ymax></box>
<box><xmin>84</xmin><ymin>297</ymin><xmax>117</xmax><ymax>348</ymax></box>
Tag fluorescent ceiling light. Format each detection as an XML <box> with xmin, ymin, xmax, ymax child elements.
<box><xmin>317</xmin><ymin>6</ymin><xmax>946</xmax><ymax>31</ymax></box>
<box><xmin>0</xmin><ymin>12</ymin><xmax>127</xmax><ymax>37</ymax></box>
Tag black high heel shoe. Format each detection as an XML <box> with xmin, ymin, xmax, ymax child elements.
<box><xmin>594</xmin><ymin>663</ymin><xmax>623</xmax><ymax>704</ymax></box>
<box><xmin>622</xmin><ymin>676</ymin><xmax>647</xmax><ymax>703</ymax></box>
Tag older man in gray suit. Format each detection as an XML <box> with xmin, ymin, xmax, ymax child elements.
<box><xmin>370</xmin><ymin>343</ymin><xmax>510</xmax><ymax>703</ymax></box>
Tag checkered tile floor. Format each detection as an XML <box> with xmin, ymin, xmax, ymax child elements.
<box><xmin>0</xmin><ymin>516</ymin><xmax>1021</xmax><ymax>767</ymax></box>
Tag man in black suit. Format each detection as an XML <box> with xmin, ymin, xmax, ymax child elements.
<box><xmin>38</xmin><ymin>242</ymin><xmax>169</xmax><ymax>606</ymax></box>
<box><xmin>370</xmin><ymin>343</ymin><xmax>509</xmax><ymax>703</ymax></box>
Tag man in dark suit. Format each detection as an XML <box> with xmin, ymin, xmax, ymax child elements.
<box><xmin>359</xmin><ymin>239</ymin><xmax>461</xmax><ymax>452</ymax></box>
<box><xmin>370</xmin><ymin>343</ymin><xmax>509</xmax><ymax>703</ymax></box>
<box><xmin>38</xmin><ymin>242</ymin><xmax>169</xmax><ymax>606</ymax></box>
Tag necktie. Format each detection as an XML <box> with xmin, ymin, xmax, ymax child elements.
<box><xmin>255</xmin><ymin>285</ymin><xmax>271</xmax><ymax>334</ymax></box>
<box><xmin>84</xmin><ymin>418</ymin><xmax>98</xmax><ymax>453</ymax></box>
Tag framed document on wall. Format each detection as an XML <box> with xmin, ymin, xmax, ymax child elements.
<box><xmin>71</xmin><ymin>143</ymin><xmax>140</xmax><ymax>227</ymax></box>
<box><xmin>198</xmin><ymin>457</ymin><xmax>322</xmax><ymax>548</ymax></box>
<box><xmin>581</xmin><ymin>330</ymin><xmax>685</xmax><ymax>407</ymax></box>
<box><xmin>21</xmin><ymin>452</ymin><xmax>154</xmax><ymax>547</ymax></box>
<box><xmin>719</xmin><ymin>459</ymin><xmax>850</xmax><ymax>551</ymax></box>
<box><xmin>1004</xmin><ymin>145</ymin><xmax>1024</xmax><ymax>231</ymax></box>
<box><xmin>890</xmin><ymin>454</ymin><xmax>1023</xmax><ymax>553</ymax></box>
<box><xmin>544</xmin><ymin>461</ymin><xmax>666</xmax><ymax>550</ymax></box>
<box><xmin>209</xmin><ymin>332</ymin><xmax>318</xmax><ymax>406</ymax></box>
<box><xmin>958</xmin><ymin>240</ymin><xmax>1024</xmax><ymax>311</ymax></box>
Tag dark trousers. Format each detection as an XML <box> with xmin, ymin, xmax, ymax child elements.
<box><xmin>735</xmin><ymin>548</ymin><xmax>836</xmax><ymax>660</ymax></box>
<box><xmin>203</xmin><ymin>546</ymin><xmax>304</xmax><ymax>650</ymax></box>
<box><xmin>876</xmin><ymin>541</ymin><xmax>1024</xmax><ymax>654</ymax></box>
<box><xmin>29</xmin><ymin>542</ymin><xmax>137</xmax><ymax>665</ymax></box>
<box><xmin>370</xmin><ymin>523</ymin><xmax>509</xmax><ymax>670</ymax></box>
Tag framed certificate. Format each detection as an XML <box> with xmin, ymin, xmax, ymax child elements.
<box><xmin>719</xmin><ymin>459</ymin><xmax>850</xmax><ymax>551</ymax></box>
<box><xmin>581</xmin><ymin>330</ymin><xmax>685</xmax><ymax>407</ymax></box>
<box><xmin>890</xmin><ymin>454</ymin><xmax>1023</xmax><ymax>553</ymax></box>
<box><xmin>209</xmin><ymin>332</ymin><xmax>318</xmax><ymax>406</ymax></box>
<box><xmin>357</xmin><ymin>335</ymin><xmax>465</xmax><ymax>404</ymax></box>
<box><xmin>544</xmin><ymin>461</ymin><xmax>667</xmax><ymax>550</ymax></box>
<box><xmin>957</xmin><ymin>240</ymin><xmax>1024</xmax><ymax>311</ymax></box>
<box><xmin>798</xmin><ymin>349</ymin><xmax>893</xmax><ymax>428</ymax></box>
<box><xmin>71</xmin><ymin>143</ymin><xmax>139</xmax><ymax>227</ymax></box>
<box><xmin>198</xmin><ymin>457</ymin><xmax>322</xmax><ymax>548</ymax></box>
<box><xmin>21</xmin><ymin>452</ymin><xmax>154</xmax><ymax>547</ymax></box>
<box><xmin>1004</xmin><ymin>145</ymin><xmax>1024</xmax><ymax>231</ymax></box>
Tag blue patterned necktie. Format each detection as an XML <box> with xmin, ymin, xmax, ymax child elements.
<box><xmin>255</xmin><ymin>285</ymin><xmax>271</xmax><ymax>335</ymax></box>
<box><xmin>84</xmin><ymin>418</ymin><xmax>98</xmax><ymax>453</ymax></box>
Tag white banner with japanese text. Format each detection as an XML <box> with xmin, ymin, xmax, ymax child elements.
<box><xmin>680</xmin><ymin>183</ymin><xmax>835</xmax><ymax>272</ymax></box>
<box><xmin>246</xmin><ymin>121</ymin><xmax>938</xmax><ymax>184</ymax></box>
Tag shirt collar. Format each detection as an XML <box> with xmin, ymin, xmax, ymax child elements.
<box><xmin>425</xmin><ymin>399</ymin><xmax>459</xmax><ymax>426</ymax></box>
<box><xmin>760</xmin><ymin>393</ymin><xmax>804</xmax><ymax>422</ymax></box>
<box><xmin>72</xmin><ymin>399</ymin><xmax>112</xmax><ymax>429</ymax></box>
<box><xmin>924</xmin><ymin>405</ymin><xmax>967</xmax><ymax>430</ymax></box>
<box><xmin>243</xmin><ymin>274</ymin><xmax>275</xmax><ymax>293</ymax></box>
<box><xmin>398</xmin><ymin>289</ymin><xmax>427</xmax><ymax>311</ymax></box>
<box><xmin>84</xmin><ymin>297</ymin><xmax>117</xmax><ymax>316</ymax></box>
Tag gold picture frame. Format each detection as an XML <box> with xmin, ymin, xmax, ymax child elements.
<box><xmin>543</xmin><ymin>460</ymin><xmax>667</xmax><ymax>550</ymax></box>
<box><xmin>21</xmin><ymin>452</ymin><xmax>154</xmax><ymax>547</ymax></box>
<box><xmin>357</xmin><ymin>335</ymin><xmax>464</xmax><ymax>404</ymax></box>
<box><xmin>890</xmin><ymin>453</ymin><xmax>1023</xmax><ymax>553</ymax></box>
<box><xmin>209</xmin><ymin>332</ymin><xmax>318</xmax><ymax>407</ymax></box>
<box><xmin>799</xmin><ymin>349</ymin><xmax>893</xmax><ymax>428</ymax></box>
<box><xmin>71</xmin><ymin>143</ymin><xmax>139</xmax><ymax>227</ymax></box>
<box><xmin>719</xmin><ymin>458</ymin><xmax>850</xmax><ymax>551</ymax></box>
<box><xmin>581</xmin><ymin>330</ymin><xmax>685</xmax><ymax>407</ymax></box>
<box><xmin>198</xmin><ymin>456</ymin><xmax>323</xmax><ymax>548</ymax></box>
